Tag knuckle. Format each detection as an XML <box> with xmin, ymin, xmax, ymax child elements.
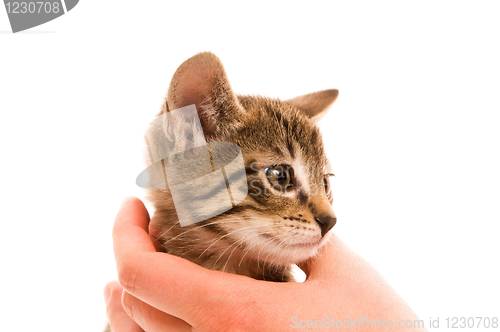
<box><xmin>121</xmin><ymin>290</ymin><xmax>147</xmax><ymax>330</ymax></box>
<box><xmin>120</xmin><ymin>290</ymin><xmax>135</xmax><ymax>318</ymax></box>
<box><xmin>117</xmin><ymin>258</ymin><xmax>140</xmax><ymax>294</ymax></box>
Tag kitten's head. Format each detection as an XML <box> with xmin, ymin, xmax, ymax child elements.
<box><xmin>149</xmin><ymin>52</ymin><xmax>338</xmax><ymax>266</ymax></box>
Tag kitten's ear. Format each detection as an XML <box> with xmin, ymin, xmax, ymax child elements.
<box><xmin>164</xmin><ymin>52</ymin><xmax>244</xmax><ymax>138</ymax></box>
<box><xmin>285</xmin><ymin>89</ymin><xmax>339</xmax><ymax>121</ymax></box>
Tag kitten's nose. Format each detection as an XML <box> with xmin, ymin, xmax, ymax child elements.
<box><xmin>315</xmin><ymin>215</ymin><xmax>336</xmax><ymax>237</ymax></box>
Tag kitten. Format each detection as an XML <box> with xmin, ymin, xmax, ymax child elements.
<box><xmin>145</xmin><ymin>52</ymin><xmax>338</xmax><ymax>282</ymax></box>
<box><xmin>105</xmin><ymin>51</ymin><xmax>337</xmax><ymax>332</ymax></box>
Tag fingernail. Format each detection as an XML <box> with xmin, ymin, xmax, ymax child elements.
<box><xmin>104</xmin><ymin>284</ymin><xmax>111</xmax><ymax>305</ymax></box>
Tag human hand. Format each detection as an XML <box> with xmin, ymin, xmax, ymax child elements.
<box><xmin>104</xmin><ymin>280</ymin><xmax>143</xmax><ymax>332</ymax></box>
<box><xmin>105</xmin><ymin>196</ymin><xmax>426</xmax><ymax>331</ymax></box>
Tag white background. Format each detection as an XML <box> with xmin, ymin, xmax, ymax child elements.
<box><xmin>1</xmin><ymin>1</ymin><xmax>499</xmax><ymax>331</ymax></box>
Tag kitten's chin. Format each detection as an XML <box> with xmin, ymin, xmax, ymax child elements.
<box><xmin>248</xmin><ymin>234</ymin><xmax>330</xmax><ymax>266</ymax></box>
<box><xmin>266</xmin><ymin>248</ymin><xmax>319</xmax><ymax>265</ymax></box>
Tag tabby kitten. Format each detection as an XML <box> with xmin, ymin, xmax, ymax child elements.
<box><xmin>146</xmin><ymin>52</ymin><xmax>338</xmax><ymax>283</ymax></box>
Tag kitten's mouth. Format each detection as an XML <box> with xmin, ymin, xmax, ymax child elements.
<box><xmin>259</xmin><ymin>233</ymin><xmax>321</xmax><ymax>247</ymax></box>
<box><xmin>289</xmin><ymin>241</ymin><xmax>321</xmax><ymax>248</ymax></box>
<box><xmin>258</xmin><ymin>232</ymin><xmax>324</xmax><ymax>250</ymax></box>
<box><xmin>258</xmin><ymin>236</ymin><xmax>325</xmax><ymax>265</ymax></box>
<box><xmin>265</xmin><ymin>234</ymin><xmax>325</xmax><ymax>253</ymax></box>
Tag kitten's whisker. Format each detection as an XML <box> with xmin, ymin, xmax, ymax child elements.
<box><xmin>154</xmin><ymin>220</ymin><xmax>180</xmax><ymax>242</ymax></box>
<box><xmin>158</xmin><ymin>214</ymin><xmax>268</xmax><ymax>248</ymax></box>
<box><xmin>255</xmin><ymin>236</ymin><xmax>270</xmax><ymax>272</ymax></box>
<box><xmin>217</xmin><ymin>239</ymin><xmax>241</xmax><ymax>271</ymax></box>
<box><xmin>159</xmin><ymin>215</ymin><xmax>263</xmax><ymax>244</ymax></box>
<box><xmin>238</xmin><ymin>240</ymin><xmax>261</xmax><ymax>267</ymax></box>
<box><xmin>222</xmin><ymin>236</ymin><xmax>248</xmax><ymax>273</ymax></box>
<box><xmin>207</xmin><ymin>225</ymin><xmax>260</xmax><ymax>264</ymax></box>
<box><xmin>160</xmin><ymin>219</ymin><xmax>240</xmax><ymax>247</ymax></box>
<box><xmin>214</xmin><ymin>239</ymin><xmax>240</xmax><ymax>267</ymax></box>
<box><xmin>177</xmin><ymin>223</ymin><xmax>260</xmax><ymax>262</ymax></box>
<box><xmin>261</xmin><ymin>234</ymin><xmax>289</xmax><ymax>267</ymax></box>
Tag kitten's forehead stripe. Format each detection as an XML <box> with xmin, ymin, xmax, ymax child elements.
<box><xmin>286</xmin><ymin>137</ymin><xmax>295</xmax><ymax>159</ymax></box>
<box><xmin>298</xmin><ymin>189</ymin><xmax>308</xmax><ymax>205</ymax></box>
<box><xmin>225</xmin><ymin>204</ymin><xmax>266</xmax><ymax>214</ymax></box>
<box><xmin>244</xmin><ymin>166</ymin><xmax>258</xmax><ymax>175</ymax></box>
<box><xmin>273</xmin><ymin>146</ymin><xmax>285</xmax><ymax>158</ymax></box>
<box><xmin>236</xmin><ymin>95</ymin><xmax>327</xmax><ymax>182</ymax></box>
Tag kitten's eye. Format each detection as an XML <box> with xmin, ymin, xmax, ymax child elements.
<box><xmin>324</xmin><ymin>173</ymin><xmax>334</xmax><ymax>197</ymax></box>
<box><xmin>265</xmin><ymin>165</ymin><xmax>293</xmax><ymax>191</ymax></box>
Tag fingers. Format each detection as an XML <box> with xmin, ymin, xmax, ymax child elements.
<box><xmin>104</xmin><ymin>281</ymin><xmax>144</xmax><ymax>332</ymax></box>
<box><xmin>113</xmin><ymin>196</ymin><xmax>262</xmax><ymax>325</ymax></box>
<box><xmin>121</xmin><ymin>291</ymin><xmax>192</xmax><ymax>332</ymax></box>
